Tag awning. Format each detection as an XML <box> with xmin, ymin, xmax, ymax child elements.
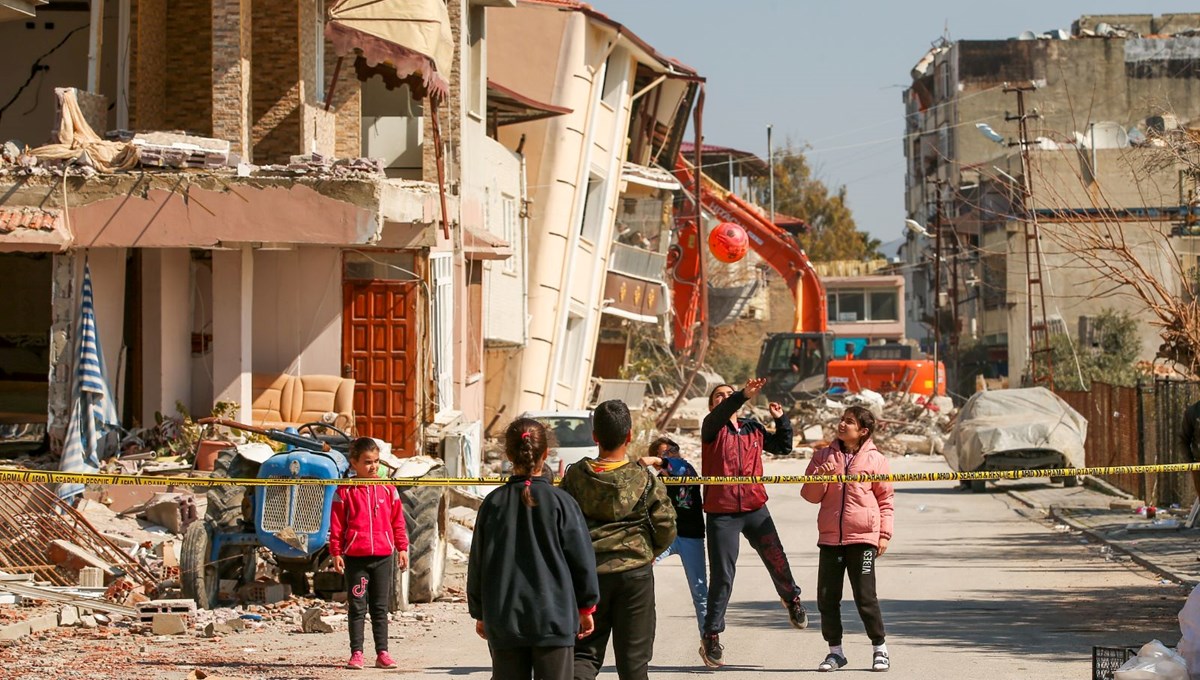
<box><xmin>621</xmin><ymin>162</ymin><xmax>681</xmax><ymax>190</ymax></box>
<box><xmin>325</xmin><ymin>0</ymin><xmax>453</xmax><ymax>98</ymax></box>
<box><xmin>601</xmin><ymin>306</ymin><xmax>659</xmax><ymax>324</ymax></box>
<box><xmin>0</xmin><ymin>207</ymin><xmax>71</xmax><ymax>251</ymax></box>
<box><xmin>487</xmin><ymin>79</ymin><xmax>572</xmax><ymax>127</ymax></box>
<box><xmin>463</xmin><ymin>226</ymin><xmax>513</xmax><ymax>260</ymax></box>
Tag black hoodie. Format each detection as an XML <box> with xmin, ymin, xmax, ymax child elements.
<box><xmin>467</xmin><ymin>475</ymin><xmax>599</xmax><ymax>649</ymax></box>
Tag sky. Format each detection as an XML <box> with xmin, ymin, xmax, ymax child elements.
<box><xmin>591</xmin><ymin>1</ymin><xmax>1200</xmax><ymax>247</ymax></box>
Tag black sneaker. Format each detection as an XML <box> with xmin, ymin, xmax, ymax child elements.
<box><xmin>785</xmin><ymin>596</ymin><xmax>809</xmax><ymax>629</ymax></box>
<box><xmin>818</xmin><ymin>653</ymin><xmax>848</xmax><ymax>672</ymax></box>
<box><xmin>700</xmin><ymin>633</ymin><xmax>724</xmax><ymax>668</ymax></box>
<box><xmin>872</xmin><ymin>651</ymin><xmax>890</xmax><ymax>672</ymax></box>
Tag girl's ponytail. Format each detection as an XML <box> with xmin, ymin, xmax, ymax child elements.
<box><xmin>505</xmin><ymin>418</ymin><xmax>548</xmax><ymax>507</ymax></box>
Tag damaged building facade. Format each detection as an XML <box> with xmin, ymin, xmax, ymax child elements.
<box><xmin>902</xmin><ymin>13</ymin><xmax>1200</xmax><ymax>386</ymax></box>
<box><xmin>485</xmin><ymin>0</ymin><xmax>700</xmax><ymax>417</ymax></box>
<box><xmin>0</xmin><ymin>0</ymin><xmax>526</xmax><ymax>465</ymax></box>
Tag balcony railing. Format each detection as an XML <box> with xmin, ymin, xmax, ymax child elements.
<box><xmin>608</xmin><ymin>242</ymin><xmax>666</xmax><ymax>282</ymax></box>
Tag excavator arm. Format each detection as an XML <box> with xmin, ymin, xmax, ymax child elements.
<box><xmin>670</xmin><ymin>154</ymin><xmax>826</xmax><ymax>353</ymax></box>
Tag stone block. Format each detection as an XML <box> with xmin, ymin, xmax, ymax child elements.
<box><xmin>79</xmin><ymin>567</ymin><xmax>105</xmax><ymax>588</ymax></box>
<box><xmin>151</xmin><ymin>613</ymin><xmax>188</xmax><ymax>635</ymax></box>
<box><xmin>301</xmin><ymin>608</ymin><xmax>332</xmax><ymax>634</ymax></box>
<box><xmin>58</xmin><ymin>606</ymin><xmax>79</xmax><ymax>627</ymax></box>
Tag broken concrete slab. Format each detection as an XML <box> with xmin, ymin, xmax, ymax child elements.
<box><xmin>27</xmin><ymin>613</ymin><xmax>58</xmax><ymax>633</ymax></box>
<box><xmin>140</xmin><ymin>493</ymin><xmax>199</xmax><ymax>534</ymax></box>
<box><xmin>79</xmin><ymin>614</ymin><xmax>98</xmax><ymax>629</ymax></box>
<box><xmin>47</xmin><ymin>540</ymin><xmax>119</xmax><ymax>579</ymax></box>
<box><xmin>151</xmin><ymin>613</ymin><xmax>188</xmax><ymax>635</ymax></box>
<box><xmin>0</xmin><ymin>621</ymin><xmax>31</xmax><ymax>640</ymax></box>
<box><xmin>301</xmin><ymin>608</ymin><xmax>333</xmax><ymax>633</ymax></box>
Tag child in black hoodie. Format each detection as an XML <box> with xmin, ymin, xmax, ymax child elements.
<box><xmin>468</xmin><ymin>418</ymin><xmax>600</xmax><ymax>680</ymax></box>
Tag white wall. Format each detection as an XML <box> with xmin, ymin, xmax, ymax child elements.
<box><xmin>480</xmin><ymin>136</ymin><xmax>525</xmax><ymax>346</ymax></box>
<box><xmin>251</xmin><ymin>246</ymin><xmax>342</xmax><ymax>376</ymax></box>
<box><xmin>142</xmin><ymin>249</ymin><xmax>191</xmax><ymax>424</ymax></box>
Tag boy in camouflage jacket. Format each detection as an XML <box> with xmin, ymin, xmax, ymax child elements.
<box><xmin>561</xmin><ymin>400</ymin><xmax>676</xmax><ymax>680</ymax></box>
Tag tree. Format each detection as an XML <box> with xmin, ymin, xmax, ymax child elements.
<box><xmin>759</xmin><ymin>143</ymin><xmax>881</xmax><ymax>261</ymax></box>
<box><xmin>1031</xmin><ymin>309</ymin><xmax>1140</xmax><ymax>390</ymax></box>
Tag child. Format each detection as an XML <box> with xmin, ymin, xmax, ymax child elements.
<box><xmin>801</xmin><ymin>406</ymin><xmax>895</xmax><ymax>673</ymax></box>
<box><xmin>700</xmin><ymin>379</ymin><xmax>805</xmax><ymax>669</ymax></box>
<box><xmin>561</xmin><ymin>400</ymin><xmax>676</xmax><ymax>680</ymax></box>
<box><xmin>638</xmin><ymin>437</ymin><xmax>707</xmax><ymax>636</ymax></box>
<box><xmin>329</xmin><ymin>437</ymin><xmax>409</xmax><ymax>670</ymax></box>
<box><xmin>468</xmin><ymin>418</ymin><xmax>600</xmax><ymax>680</ymax></box>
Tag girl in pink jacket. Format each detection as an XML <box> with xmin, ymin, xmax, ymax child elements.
<box><xmin>801</xmin><ymin>405</ymin><xmax>894</xmax><ymax>673</ymax></box>
<box><xmin>329</xmin><ymin>438</ymin><xmax>408</xmax><ymax>670</ymax></box>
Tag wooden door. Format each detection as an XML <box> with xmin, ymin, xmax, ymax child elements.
<box><xmin>343</xmin><ymin>280</ymin><xmax>420</xmax><ymax>457</ymax></box>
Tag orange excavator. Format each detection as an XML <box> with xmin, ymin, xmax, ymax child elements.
<box><xmin>668</xmin><ymin>155</ymin><xmax>945</xmax><ymax>405</ymax></box>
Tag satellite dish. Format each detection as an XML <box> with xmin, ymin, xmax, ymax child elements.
<box><xmin>1017</xmin><ymin>30</ymin><xmax>1037</xmax><ymax>40</ymax></box>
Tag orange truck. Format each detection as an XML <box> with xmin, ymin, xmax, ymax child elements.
<box><xmin>670</xmin><ymin>155</ymin><xmax>945</xmax><ymax>405</ymax></box>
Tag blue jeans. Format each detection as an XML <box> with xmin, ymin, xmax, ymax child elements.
<box><xmin>656</xmin><ymin>535</ymin><xmax>708</xmax><ymax>633</ymax></box>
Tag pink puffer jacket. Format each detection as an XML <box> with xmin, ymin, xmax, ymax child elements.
<box><xmin>329</xmin><ymin>484</ymin><xmax>408</xmax><ymax>557</ymax></box>
<box><xmin>801</xmin><ymin>439</ymin><xmax>894</xmax><ymax>547</ymax></box>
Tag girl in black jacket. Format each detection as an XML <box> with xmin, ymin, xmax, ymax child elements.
<box><xmin>468</xmin><ymin>418</ymin><xmax>600</xmax><ymax>680</ymax></box>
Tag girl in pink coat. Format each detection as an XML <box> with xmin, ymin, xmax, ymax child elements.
<box><xmin>801</xmin><ymin>405</ymin><xmax>894</xmax><ymax>673</ymax></box>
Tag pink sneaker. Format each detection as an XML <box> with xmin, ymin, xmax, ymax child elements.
<box><xmin>376</xmin><ymin>650</ymin><xmax>397</xmax><ymax>669</ymax></box>
<box><xmin>346</xmin><ymin>650</ymin><xmax>365</xmax><ymax>670</ymax></box>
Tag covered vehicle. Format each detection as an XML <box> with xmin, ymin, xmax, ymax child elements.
<box><xmin>943</xmin><ymin>387</ymin><xmax>1087</xmax><ymax>492</ymax></box>
<box><xmin>520</xmin><ymin>410</ymin><xmax>597</xmax><ymax>475</ymax></box>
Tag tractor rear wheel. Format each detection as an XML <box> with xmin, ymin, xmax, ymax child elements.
<box><xmin>398</xmin><ymin>467</ymin><xmax>449</xmax><ymax>604</ymax></box>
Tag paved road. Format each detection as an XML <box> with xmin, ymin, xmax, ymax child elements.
<box><xmin>414</xmin><ymin>455</ymin><xmax>1186</xmax><ymax>679</ymax></box>
<box><xmin>14</xmin><ymin>455</ymin><xmax>1184</xmax><ymax>679</ymax></box>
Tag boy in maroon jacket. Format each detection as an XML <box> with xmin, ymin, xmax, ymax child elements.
<box><xmin>330</xmin><ymin>438</ymin><xmax>408</xmax><ymax>670</ymax></box>
<box><xmin>699</xmin><ymin>378</ymin><xmax>807</xmax><ymax>668</ymax></box>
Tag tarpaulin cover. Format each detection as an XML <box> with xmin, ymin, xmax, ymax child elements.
<box><xmin>943</xmin><ymin>387</ymin><xmax>1088</xmax><ymax>472</ymax></box>
<box><xmin>325</xmin><ymin>0</ymin><xmax>452</xmax><ymax>98</ymax></box>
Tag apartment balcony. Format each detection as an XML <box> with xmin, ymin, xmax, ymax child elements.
<box><xmin>602</xmin><ymin>242</ymin><xmax>669</xmax><ymax>323</ymax></box>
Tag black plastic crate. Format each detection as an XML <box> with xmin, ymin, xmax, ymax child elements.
<box><xmin>1092</xmin><ymin>646</ymin><xmax>1138</xmax><ymax>680</ymax></box>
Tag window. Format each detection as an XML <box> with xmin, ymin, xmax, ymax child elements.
<box><xmin>579</xmin><ymin>173</ymin><xmax>606</xmax><ymax>242</ymax></box>
<box><xmin>430</xmin><ymin>253</ymin><xmax>454</xmax><ymax>413</ymax></box>
<box><xmin>601</xmin><ymin>49</ymin><xmax>628</xmax><ymax>107</ymax></box>
<box><xmin>828</xmin><ymin>289</ymin><xmax>899</xmax><ymax>323</ymax></box>
<box><xmin>502</xmin><ymin>194</ymin><xmax>518</xmax><ymax>273</ymax></box>
<box><xmin>467</xmin><ymin>261</ymin><xmax>483</xmax><ymax>378</ymax></box>
<box><xmin>559</xmin><ymin>313</ymin><xmax>586</xmax><ymax>386</ymax></box>
<box><xmin>940</xmin><ymin>61</ymin><xmax>952</xmax><ymax>101</ymax></box>
<box><xmin>467</xmin><ymin>5</ymin><xmax>485</xmax><ymax>117</ymax></box>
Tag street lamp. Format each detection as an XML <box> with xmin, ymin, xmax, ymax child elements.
<box><xmin>908</xmin><ymin>218</ymin><xmax>941</xmax><ymax>399</ymax></box>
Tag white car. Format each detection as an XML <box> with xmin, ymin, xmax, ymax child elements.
<box><xmin>520</xmin><ymin>410</ymin><xmax>597</xmax><ymax>475</ymax></box>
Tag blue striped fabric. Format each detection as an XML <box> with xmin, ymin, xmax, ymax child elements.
<box><xmin>59</xmin><ymin>263</ymin><xmax>119</xmax><ymax>499</ymax></box>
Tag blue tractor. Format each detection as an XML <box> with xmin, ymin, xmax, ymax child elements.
<box><xmin>181</xmin><ymin>419</ymin><xmax>447</xmax><ymax>612</ymax></box>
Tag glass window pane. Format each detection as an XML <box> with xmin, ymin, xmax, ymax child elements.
<box><xmin>838</xmin><ymin>292</ymin><xmax>864</xmax><ymax>322</ymax></box>
<box><xmin>870</xmin><ymin>291</ymin><xmax>898</xmax><ymax>321</ymax></box>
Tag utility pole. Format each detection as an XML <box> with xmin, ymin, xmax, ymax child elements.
<box><xmin>767</xmin><ymin>124</ymin><xmax>775</xmax><ymax>222</ymax></box>
<box><xmin>931</xmin><ymin>184</ymin><xmax>943</xmax><ymax>397</ymax></box>
<box><xmin>1005</xmin><ymin>83</ymin><xmax>1055</xmax><ymax>390</ymax></box>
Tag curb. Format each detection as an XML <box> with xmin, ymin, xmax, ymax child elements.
<box><xmin>1047</xmin><ymin>506</ymin><xmax>1197</xmax><ymax>586</ymax></box>
<box><xmin>1003</xmin><ymin>486</ymin><xmax>1196</xmax><ymax>585</ymax></box>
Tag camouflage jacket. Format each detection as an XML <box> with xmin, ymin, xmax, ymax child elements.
<box><xmin>560</xmin><ymin>459</ymin><xmax>677</xmax><ymax>575</ymax></box>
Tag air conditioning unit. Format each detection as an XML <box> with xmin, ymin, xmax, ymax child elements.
<box><xmin>441</xmin><ymin>420</ymin><xmax>482</xmax><ymax>497</ymax></box>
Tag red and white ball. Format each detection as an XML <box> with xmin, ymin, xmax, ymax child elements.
<box><xmin>708</xmin><ymin>222</ymin><xmax>749</xmax><ymax>263</ymax></box>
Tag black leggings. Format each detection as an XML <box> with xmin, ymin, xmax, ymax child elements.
<box><xmin>345</xmin><ymin>554</ymin><xmax>393</xmax><ymax>653</ymax></box>
<box><xmin>816</xmin><ymin>544</ymin><xmax>885</xmax><ymax>646</ymax></box>
<box><xmin>704</xmin><ymin>506</ymin><xmax>802</xmax><ymax>635</ymax></box>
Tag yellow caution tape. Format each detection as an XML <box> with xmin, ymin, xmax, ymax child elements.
<box><xmin>0</xmin><ymin>462</ymin><xmax>1197</xmax><ymax>488</ymax></box>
